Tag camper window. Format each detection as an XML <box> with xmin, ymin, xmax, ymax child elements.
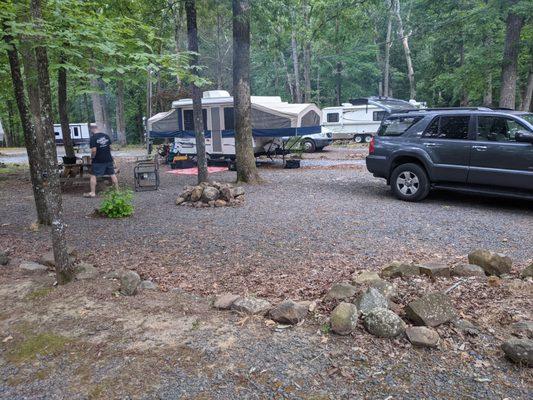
<box><xmin>73</xmin><ymin>127</ymin><xmax>80</xmax><ymax>137</ymax></box>
<box><xmin>184</xmin><ymin>109</ymin><xmax>208</xmax><ymax>131</ymax></box>
<box><xmin>373</xmin><ymin>111</ymin><xmax>387</xmax><ymax>121</ymax></box>
<box><xmin>224</xmin><ymin>107</ymin><xmax>235</xmax><ymax>130</ymax></box>
<box><xmin>54</xmin><ymin>131</ymin><xmax>60</xmax><ymax>136</ymax></box>
<box><xmin>326</xmin><ymin>113</ymin><xmax>339</xmax><ymax>123</ymax></box>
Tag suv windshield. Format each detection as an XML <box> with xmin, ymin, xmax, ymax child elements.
<box><xmin>378</xmin><ymin>116</ymin><xmax>422</xmax><ymax>136</ymax></box>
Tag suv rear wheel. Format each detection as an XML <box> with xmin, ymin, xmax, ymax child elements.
<box><xmin>390</xmin><ymin>163</ymin><xmax>430</xmax><ymax>202</ymax></box>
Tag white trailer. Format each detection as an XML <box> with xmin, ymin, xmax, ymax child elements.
<box><xmin>147</xmin><ymin>90</ymin><xmax>326</xmax><ymax>158</ymax></box>
<box><xmin>322</xmin><ymin>97</ymin><xmax>421</xmax><ymax>143</ymax></box>
<box><xmin>53</xmin><ymin>123</ymin><xmax>90</xmax><ymax>145</ymax></box>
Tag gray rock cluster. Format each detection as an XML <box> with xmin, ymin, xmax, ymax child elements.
<box><xmin>175</xmin><ymin>182</ymin><xmax>245</xmax><ymax>208</ymax></box>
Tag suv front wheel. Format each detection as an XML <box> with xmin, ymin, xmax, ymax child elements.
<box><xmin>390</xmin><ymin>163</ymin><xmax>430</xmax><ymax>202</ymax></box>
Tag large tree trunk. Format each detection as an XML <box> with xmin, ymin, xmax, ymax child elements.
<box><xmin>499</xmin><ymin>6</ymin><xmax>523</xmax><ymax>109</ymax></box>
<box><xmin>393</xmin><ymin>0</ymin><xmax>416</xmax><ymax>100</ymax></box>
<box><xmin>90</xmin><ymin>73</ymin><xmax>112</xmax><ymax>135</ymax></box>
<box><xmin>216</xmin><ymin>10</ymin><xmax>224</xmax><ymax>89</ymax></box>
<box><xmin>383</xmin><ymin>0</ymin><xmax>393</xmax><ymax>97</ymax></box>
<box><xmin>171</xmin><ymin>0</ymin><xmax>183</xmax><ymax>88</ymax></box>
<box><xmin>185</xmin><ymin>0</ymin><xmax>209</xmax><ymax>184</ymax></box>
<box><xmin>232</xmin><ymin>0</ymin><xmax>261</xmax><ymax>183</ymax></box>
<box><xmin>302</xmin><ymin>0</ymin><xmax>311</xmax><ymax>102</ymax></box>
<box><xmin>280</xmin><ymin>51</ymin><xmax>294</xmax><ymax>100</ymax></box>
<box><xmin>520</xmin><ymin>71</ymin><xmax>533</xmax><ymax>111</ymax></box>
<box><xmin>334</xmin><ymin>19</ymin><xmax>342</xmax><ymax>106</ymax></box>
<box><xmin>290</xmin><ymin>29</ymin><xmax>302</xmax><ymax>103</ymax></box>
<box><xmin>3</xmin><ymin>30</ymin><xmax>49</xmax><ymax>224</ymax></box>
<box><xmin>5</xmin><ymin>101</ymin><xmax>15</xmax><ymax>147</ymax></box>
<box><xmin>136</xmin><ymin>96</ymin><xmax>144</xmax><ymax>143</ymax></box>
<box><xmin>115</xmin><ymin>79</ymin><xmax>127</xmax><ymax>145</ymax></box>
<box><xmin>57</xmin><ymin>52</ymin><xmax>75</xmax><ymax>159</ymax></box>
<box><xmin>30</xmin><ymin>0</ymin><xmax>74</xmax><ymax>284</ymax></box>
<box><xmin>483</xmin><ymin>72</ymin><xmax>493</xmax><ymax>107</ymax></box>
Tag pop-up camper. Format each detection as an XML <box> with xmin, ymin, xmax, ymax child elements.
<box><xmin>147</xmin><ymin>90</ymin><xmax>325</xmax><ymax>158</ymax></box>
<box><xmin>322</xmin><ymin>97</ymin><xmax>423</xmax><ymax>142</ymax></box>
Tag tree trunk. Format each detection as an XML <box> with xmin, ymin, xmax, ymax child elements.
<box><xmin>136</xmin><ymin>97</ymin><xmax>144</xmax><ymax>143</ymax></box>
<box><xmin>216</xmin><ymin>10</ymin><xmax>223</xmax><ymax>89</ymax></box>
<box><xmin>334</xmin><ymin>19</ymin><xmax>342</xmax><ymax>106</ymax></box>
<box><xmin>520</xmin><ymin>71</ymin><xmax>533</xmax><ymax>111</ymax></box>
<box><xmin>383</xmin><ymin>0</ymin><xmax>393</xmax><ymax>97</ymax></box>
<box><xmin>30</xmin><ymin>0</ymin><xmax>74</xmax><ymax>284</ymax></box>
<box><xmin>232</xmin><ymin>0</ymin><xmax>261</xmax><ymax>183</ymax></box>
<box><xmin>393</xmin><ymin>0</ymin><xmax>415</xmax><ymax>100</ymax></box>
<box><xmin>302</xmin><ymin>0</ymin><xmax>311</xmax><ymax>102</ymax></box>
<box><xmin>171</xmin><ymin>0</ymin><xmax>183</xmax><ymax>88</ymax></box>
<box><xmin>116</xmin><ymin>79</ymin><xmax>127</xmax><ymax>145</ymax></box>
<box><xmin>185</xmin><ymin>0</ymin><xmax>209</xmax><ymax>184</ymax></box>
<box><xmin>499</xmin><ymin>6</ymin><xmax>523</xmax><ymax>109</ymax></box>
<box><xmin>483</xmin><ymin>72</ymin><xmax>493</xmax><ymax>107</ymax></box>
<box><xmin>5</xmin><ymin>101</ymin><xmax>15</xmax><ymax>147</ymax></box>
<box><xmin>290</xmin><ymin>29</ymin><xmax>302</xmax><ymax>103</ymax></box>
<box><xmin>57</xmin><ymin>53</ymin><xmax>75</xmax><ymax>158</ymax></box>
<box><xmin>90</xmin><ymin>73</ymin><xmax>112</xmax><ymax>135</ymax></box>
<box><xmin>280</xmin><ymin>51</ymin><xmax>294</xmax><ymax>100</ymax></box>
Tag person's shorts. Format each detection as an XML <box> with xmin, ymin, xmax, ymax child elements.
<box><xmin>91</xmin><ymin>162</ymin><xmax>115</xmax><ymax>177</ymax></box>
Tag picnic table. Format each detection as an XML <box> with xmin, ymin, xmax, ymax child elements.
<box><xmin>60</xmin><ymin>156</ymin><xmax>117</xmax><ymax>187</ymax></box>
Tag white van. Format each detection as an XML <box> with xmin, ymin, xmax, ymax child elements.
<box><xmin>322</xmin><ymin>97</ymin><xmax>421</xmax><ymax>143</ymax></box>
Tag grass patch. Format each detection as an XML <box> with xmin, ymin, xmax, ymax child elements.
<box><xmin>8</xmin><ymin>333</ymin><xmax>70</xmax><ymax>363</ymax></box>
<box><xmin>25</xmin><ymin>287</ymin><xmax>53</xmax><ymax>301</ymax></box>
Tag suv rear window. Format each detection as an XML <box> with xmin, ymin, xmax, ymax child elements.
<box><xmin>378</xmin><ymin>116</ymin><xmax>422</xmax><ymax>136</ymax></box>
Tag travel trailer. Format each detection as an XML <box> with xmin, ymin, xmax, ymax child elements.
<box><xmin>322</xmin><ymin>97</ymin><xmax>421</xmax><ymax>142</ymax></box>
<box><xmin>147</xmin><ymin>90</ymin><xmax>328</xmax><ymax>157</ymax></box>
<box><xmin>53</xmin><ymin>123</ymin><xmax>90</xmax><ymax>145</ymax></box>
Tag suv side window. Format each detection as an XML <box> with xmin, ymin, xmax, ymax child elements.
<box><xmin>423</xmin><ymin>116</ymin><xmax>470</xmax><ymax>140</ymax></box>
<box><xmin>477</xmin><ymin>116</ymin><xmax>527</xmax><ymax>142</ymax></box>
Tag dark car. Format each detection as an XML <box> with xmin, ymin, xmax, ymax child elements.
<box><xmin>366</xmin><ymin>108</ymin><xmax>533</xmax><ymax>201</ymax></box>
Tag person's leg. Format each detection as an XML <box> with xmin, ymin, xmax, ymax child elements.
<box><xmin>84</xmin><ymin>174</ymin><xmax>97</xmax><ymax>197</ymax></box>
<box><xmin>110</xmin><ymin>174</ymin><xmax>119</xmax><ymax>190</ymax></box>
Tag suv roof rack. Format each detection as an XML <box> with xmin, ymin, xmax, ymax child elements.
<box><xmin>394</xmin><ymin>107</ymin><xmax>491</xmax><ymax>113</ymax></box>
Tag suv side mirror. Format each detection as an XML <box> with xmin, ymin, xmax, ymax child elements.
<box><xmin>516</xmin><ymin>130</ymin><xmax>533</xmax><ymax>144</ymax></box>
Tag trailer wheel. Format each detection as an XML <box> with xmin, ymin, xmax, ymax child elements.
<box><xmin>365</xmin><ymin>135</ymin><xmax>372</xmax><ymax>143</ymax></box>
<box><xmin>354</xmin><ymin>135</ymin><xmax>363</xmax><ymax>143</ymax></box>
<box><xmin>302</xmin><ymin>139</ymin><xmax>316</xmax><ymax>153</ymax></box>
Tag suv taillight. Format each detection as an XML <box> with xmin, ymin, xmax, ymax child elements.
<box><xmin>369</xmin><ymin>137</ymin><xmax>375</xmax><ymax>154</ymax></box>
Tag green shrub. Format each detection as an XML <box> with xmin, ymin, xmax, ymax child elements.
<box><xmin>99</xmin><ymin>189</ymin><xmax>134</xmax><ymax>218</ymax></box>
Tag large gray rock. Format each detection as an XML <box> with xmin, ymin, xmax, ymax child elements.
<box><xmin>369</xmin><ymin>280</ymin><xmax>397</xmax><ymax>299</ymax></box>
<box><xmin>520</xmin><ymin>263</ymin><xmax>533</xmax><ymax>279</ymax></box>
<box><xmin>501</xmin><ymin>338</ymin><xmax>533</xmax><ymax>366</ymax></box>
<box><xmin>189</xmin><ymin>186</ymin><xmax>203</xmax><ymax>202</ymax></box>
<box><xmin>219</xmin><ymin>187</ymin><xmax>233</xmax><ymax>202</ymax></box>
<box><xmin>453</xmin><ymin>319</ymin><xmax>479</xmax><ymax>335</ymax></box>
<box><xmin>231</xmin><ymin>297</ymin><xmax>272</xmax><ymax>315</ymax></box>
<box><xmin>269</xmin><ymin>300</ymin><xmax>308</xmax><ymax>324</ymax></box>
<box><xmin>139</xmin><ymin>280</ymin><xmax>158</xmax><ymax>290</ymax></box>
<box><xmin>325</xmin><ymin>282</ymin><xmax>357</xmax><ymax>300</ymax></box>
<box><xmin>357</xmin><ymin>287</ymin><xmax>388</xmax><ymax>316</ymax></box>
<box><xmin>213</xmin><ymin>293</ymin><xmax>241</xmax><ymax>309</ymax></box>
<box><xmin>19</xmin><ymin>261</ymin><xmax>48</xmax><ymax>273</ymax></box>
<box><xmin>468</xmin><ymin>249</ymin><xmax>512</xmax><ymax>276</ymax></box>
<box><xmin>381</xmin><ymin>261</ymin><xmax>420</xmax><ymax>279</ymax></box>
<box><xmin>232</xmin><ymin>186</ymin><xmax>245</xmax><ymax>197</ymax></box>
<box><xmin>330</xmin><ymin>302</ymin><xmax>358</xmax><ymax>335</ymax></box>
<box><xmin>352</xmin><ymin>271</ymin><xmax>382</xmax><ymax>285</ymax></box>
<box><xmin>406</xmin><ymin>326</ymin><xmax>440</xmax><ymax>347</ymax></box>
<box><xmin>452</xmin><ymin>264</ymin><xmax>486</xmax><ymax>278</ymax></box>
<box><xmin>120</xmin><ymin>271</ymin><xmax>141</xmax><ymax>296</ymax></box>
<box><xmin>75</xmin><ymin>262</ymin><xmax>99</xmax><ymax>280</ymax></box>
<box><xmin>419</xmin><ymin>263</ymin><xmax>450</xmax><ymax>279</ymax></box>
<box><xmin>364</xmin><ymin>308</ymin><xmax>406</xmax><ymax>338</ymax></box>
<box><xmin>202</xmin><ymin>186</ymin><xmax>220</xmax><ymax>202</ymax></box>
<box><xmin>405</xmin><ymin>292</ymin><xmax>456</xmax><ymax>327</ymax></box>
<box><xmin>511</xmin><ymin>321</ymin><xmax>533</xmax><ymax>339</ymax></box>
<box><xmin>0</xmin><ymin>251</ymin><xmax>9</xmax><ymax>266</ymax></box>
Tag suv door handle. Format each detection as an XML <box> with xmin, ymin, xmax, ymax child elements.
<box><xmin>423</xmin><ymin>142</ymin><xmax>438</xmax><ymax>147</ymax></box>
<box><xmin>472</xmin><ymin>145</ymin><xmax>487</xmax><ymax>151</ymax></box>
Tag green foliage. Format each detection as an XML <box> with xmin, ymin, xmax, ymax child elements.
<box><xmin>320</xmin><ymin>322</ymin><xmax>331</xmax><ymax>335</ymax></box>
<box><xmin>8</xmin><ymin>333</ymin><xmax>70</xmax><ymax>363</ymax></box>
<box><xmin>99</xmin><ymin>189</ymin><xmax>134</xmax><ymax>218</ymax></box>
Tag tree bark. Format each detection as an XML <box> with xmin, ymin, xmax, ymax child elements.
<box><xmin>483</xmin><ymin>72</ymin><xmax>493</xmax><ymax>107</ymax></box>
<box><xmin>30</xmin><ymin>0</ymin><xmax>74</xmax><ymax>284</ymax></box>
<box><xmin>499</xmin><ymin>5</ymin><xmax>523</xmax><ymax>109</ymax></box>
<box><xmin>171</xmin><ymin>0</ymin><xmax>183</xmax><ymax>88</ymax></box>
<box><xmin>185</xmin><ymin>0</ymin><xmax>209</xmax><ymax>184</ymax></box>
<box><xmin>57</xmin><ymin>52</ymin><xmax>75</xmax><ymax>158</ymax></box>
<box><xmin>290</xmin><ymin>29</ymin><xmax>302</xmax><ymax>103</ymax></box>
<box><xmin>5</xmin><ymin>101</ymin><xmax>15</xmax><ymax>147</ymax></box>
<box><xmin>520</xmin><ymin>71</ymin><xmax>533</xmax><ymax>111</ymax></box>
<box><xmin>3</xmin><ymin>30</ymin><xmax>50</xmax><ymax>224</ymax></box>
<box><xmin>383</xmin><ymin>0</ymin><xmax>393</xmax><ymax>97</ymax></box>
<box><xmin>90</xmin><ymin>72</ymin><xmax>112</xmax><ymax>135</ymax></box>
<box><xmin>232</xmin><ymin>0</ymin><xmax>261</xmax><ymax>183</ymax></box>
<box><xmin>334</xmin><ymin>18</ymin><xmax>342</xmax><ymax>106</ymax></box>
<box><xmin>393</xmin><ymin>0</ymin><xmax>416</xmax><ymax>100</ymax></box>
<box><xmin>280</xmin><ymin>51</ymin><xmax>294</xmax><ymax>100</ymax></box>
<box><xmin>302</xmin><ymin>0</ymin><xmax>311</xmax><ymax>102</ymax></box>
<box><xmin>116</xmin><ymin>79</ymin><xmax>127</xmax><ymax>145</ymax></box>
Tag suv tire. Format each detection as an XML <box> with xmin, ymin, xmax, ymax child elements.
<box><xmin>390</xmin><ymin>163</ymin><xmax>430</xmax><ymax>202</ymax></box>
<box><xmin>302</xmin><ymin>139</ymin><xmax>316</xmax><ymax>153</ymax></box>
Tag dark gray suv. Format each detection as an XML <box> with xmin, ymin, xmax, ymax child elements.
<box><xmin>366</xmin><ymin>108</ymin><xmax>533</xmax><ymax>201</ymax></box>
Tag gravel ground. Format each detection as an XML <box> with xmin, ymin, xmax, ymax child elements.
<box><xmin>0</xmin><ymin>146</ymin><xmax>532</xmax><ymax>399</ymax></box>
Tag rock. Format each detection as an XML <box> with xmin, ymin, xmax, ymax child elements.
<box><xmin>501</xmin><ymin>338</ymin><xmax>533</xmax><ymax>366</ymax></box>
<box><xmin>120</xmin><ymin>271</ymin><xmax>140</xmax><ymax>296</ymax></box>
<box><xmin>419</xmin><ymin>263</ymin><xmax>450</xmax><ymax>279</ymax></box>
<box><xmin>452</xmin><ymin>264</ymin><xmax>486</xmax><ymax>278</ymax></box>
<box><xmin>189</xmin><ymin>186</ymin><xmax>203</xmax><ymax>202</ymax></box>
<box><xmin>325</xmin><ymin>282</ymin><xmax>357</xmax><ymax>300</ymax></box>
<box><xmin>139</xmin><ymin>280</ymin><xmax>158</xmax><ymax>290</ymax></box>
<box><xmin>330</xmin><ymin>302</ymin><xmax>358</xmax><ymax>335</ymax></box>
<box><xmin>232</xmin><ymin>186</ymin><xmax>245</xmax><ymax>197</ymax></box>
<box><xmin>468</xmin><ymin>249</ymin><xmax>512</xmax><ymax>276</ymax></box>
<box><xmin>511</xmin><ymin>321</ymin><xmax>533</xmax><ymax>339</ymax></box>
<box><xmin>357</xmin><ymin>287</ymin><xmax>388</xmax><ymax>316</ymax></box>
<box><xmin>453</xmin><ymin>319</ymin><xmax>479</xmax><ymax>335</ymax></box>
<box><xmin>487</xmin><ymin>276</ymin><xmax>501</xmax><ymax>287</ymax></box>
<box><xmin>364</xmin><ymin>308</ymin><xmax>406</xmax><ymax>338</ymax></box>
<box><xmin>214</xmin><ymin>199</ymin><xmax>227</xmax><ymax>207</ymax></box>
<box><xmin>202</xmin><ymin>186</ymin><xmax>220</xmax><ymax>202</ymax></box>
<box><xmin>19</xmin><ymin>261</ymin><xmax>48</xmax><ymax>272</ymax></box>
<box><xmin>213</xmin><ymin>293</ymin><xmax>241</xmax><ymax>310</ymax></box>
<box><xmin>39</xmin><ymin>247</ymin><xmax>77</xmax><ymax>268</ymax></box>
<box><xmin>105</xmin><ymin>270</ymin><xmax>123</xmax><ymax>280</ymax></box>
<box><xmin>231</xmin><ymin>297</ymin><xmax>272</xmax><ymax>315</ymax></box>
<box><xmin>269</xmin><ymin>300</ymin><xmax>308</xmax><ymax>324</ymax></box>
<box><xmin>405</xmin><ymin>292</ymin><xmax>456</xmax><ymax>327</ymax></box>
<box><xmin>0</xmin><ymin>251</ymin><xmax>9</xmax><ymax>266</ymax></box>
<box><xmin>219</xmin><ymin>187</ymin><xmax>233</xmax><ymax>202</ymax></box>
<box><xmin>406</xmin><ymin>326</ymin><xmax>440</xmax><ymax>347</ymax></box>
<box><xmin>175</xmin><ymin>196</ymin><xmax>186</xmax><ymax>205</ymax></box>
<box><xmin>381</xmin><ymin>261</ymin><xmax>420</xmax><ymax>279</ymax></box>
<box><xmin>75</xmin><ymin>262</ymin><xmax>99</xmax><ymax>280</ymax></box>
<box><xmin>352</xmin><ymin>271</ymin><xmax>381</xmax><ymax>285</ymax></box>
<box><xmin>369</xmin><ymin>280</ymin><xmax>397</xmax><ymax>299</ymax></box>
<box><xmin>521</xmin><ymin>263</ymin><xmax>533</xmax><ymax>279</ymax></box>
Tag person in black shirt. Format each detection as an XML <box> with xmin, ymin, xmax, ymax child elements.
<box><xmin>84</xmin><ymin>123</ymin><xmax>118</xmax><ymax>197</ymax></box>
